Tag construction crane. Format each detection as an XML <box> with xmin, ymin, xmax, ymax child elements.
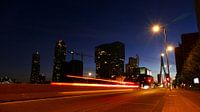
<box><xmin>67</xmin><ymin>50</ymin><xmax>93</xmax><ymax>62</ymax></box>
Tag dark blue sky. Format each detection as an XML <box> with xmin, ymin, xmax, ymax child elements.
<box><xmin>0</xmin><ymin>0</ymin><xmax>198</xmax><ymax>82</ymax></box>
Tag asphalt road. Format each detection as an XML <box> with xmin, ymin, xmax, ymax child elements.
<box><xmin>0</xmin><ymin>88</ymin><xmax>200</xmax><ymax>112</ymax></box>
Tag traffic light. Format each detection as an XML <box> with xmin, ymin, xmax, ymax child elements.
<box><xmin>165</xmin><ymin>76</ymin><xmax>170</xmax><ymax>82</ymax></box>
<box><xmin>148</xmin><ymin>79</ymin><xmax>151</xmax><ymax>83</ymax></box>
<box><xmin>165</xmin><ymin>73</ymin><xmax>170</xmax><ymax>82</ymax></box>
<box><xmin>166</xmin><ymin>77</ymin><xmax>169</xmax><ymax>82</ymax></box>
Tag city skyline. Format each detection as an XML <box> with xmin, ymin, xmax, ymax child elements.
<box><xmin>0</xmin><ymin>0</ymin><xmax>198</xmax><ymax>82</ymax></box>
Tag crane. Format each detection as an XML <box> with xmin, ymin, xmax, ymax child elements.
<box><xmin>67</xmin><ymin>50</ymin><xmax>93</xmax><ymax>62</ymax></box>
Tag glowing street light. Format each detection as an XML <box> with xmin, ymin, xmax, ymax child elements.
<box><xmin>167</xmin><ymin>45</ymin><xmax>174</xmax><ymax>52</ymax></box>
<box><xmin>161</xmin><ymin>53</ymin><xmax>165</xmax><ymax>57</ymax></box>
<box><xmin>152</xmin><ymin>24</ymin><xmax>161</xmax><ymax>33</ymax></box>
<box><xmin>88</xmin><ymin>72</ymin><xmax>92</xmax><ymax>77</ymax></box>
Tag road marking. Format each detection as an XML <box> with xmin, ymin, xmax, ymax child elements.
<box><xmin>169</xmin><ymin>95</ymin><xmax>177</xmax><ymax>96</ymax></box>
<box><xmin>130</xmin><ymin>102</ymin><xmax>155</xmax><ymax>106</ymax></box>
<box><xmin>0</xmin><ymin>89</ymin><xmax>133</xmax><ymax>105</ymax></box>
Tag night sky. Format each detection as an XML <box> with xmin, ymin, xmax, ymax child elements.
<box><xmin>0</xmin><ymin>0</ymin><xmax>198</xmax><ymax>82</ymax></box>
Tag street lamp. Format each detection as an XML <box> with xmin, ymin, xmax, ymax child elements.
<box><xmin>151</xmin><ymin>24</ymin><xmax>172</xmax><ymax>89</ymax></box>
<box><xmin>88</xmin><ymin>72</ymin><xmax>92</xmax><ymax>77</ymax></box>
<box><xmin>167</xmin><ymin>45</ymin><xmax>174</xmax><ymax>52</ymax></box>
<box><xmin>161</xmin><ymin>53</ymin><xmax>165</xmax><ymax>57</ymax></box>
<box><xmin>152</xmin><ymin>24</ymin><xmax>161</xmax><ymax>33</ymax></box>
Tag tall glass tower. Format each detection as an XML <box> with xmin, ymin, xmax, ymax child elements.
<box><xmin>52</xmin><ymin>40</ymin><xmax>67</xmax><ymax>82</ymax></box>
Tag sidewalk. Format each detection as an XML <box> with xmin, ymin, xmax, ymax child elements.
<box><xmin>162</xmin><ymin>89</ymin><xmax>200</xmax><ymax>112</ymax></box>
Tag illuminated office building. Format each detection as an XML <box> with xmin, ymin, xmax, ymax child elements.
<box><xmin>95</xmin><ymin>41</ymin><xmax>125</xmax><ymax>79</ymax></box>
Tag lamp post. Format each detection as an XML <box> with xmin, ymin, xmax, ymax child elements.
<box><xmin>161</xmin><ymin>53</ymin><xmax>165</xmax><ymax>57</ymax></box>
<box><xmin>152</xmin><ymin>25</ymin><xmax>172</xmax><ymax>89</ymax></box>
<box><xmin>88</xmin><ymin>72</ymin><xmax>92</xmax><ymax>77</ymax></box>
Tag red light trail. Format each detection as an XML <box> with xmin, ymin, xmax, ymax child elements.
<box><xmin>51</xmin><ymin>82</ymin><xmax>139</xmax><ymax>88</ymax></box>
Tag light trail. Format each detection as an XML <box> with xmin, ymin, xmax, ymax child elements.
<box><xmin>51</xmin><ymin>82</ymin><xmax>139</xmax><ymax>88</ymax></box>
<box><xmin>58</xmin><ymin>89</ymin><xmax>134</xmax><ymax>95</ymax></box>
<box><xmin>65</xmin><ymin>75</ymin><xmax>135</xmax><ymax>85</ymax></box>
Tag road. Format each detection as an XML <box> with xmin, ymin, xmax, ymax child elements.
<box><xmin>0</xmin><ymin>88</ymin><xmax>200</xmax><ymax>112</ymax></box>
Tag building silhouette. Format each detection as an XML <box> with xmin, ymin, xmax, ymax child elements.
<box><xmin>125</xmin><ymin>55</ymin><xmax>139</xmax><ymax>79</ymax></box>
<box><xmin>95</xmin><ymin>41</ymin><xmax>125</xmax><ymax>79</ymax></box>
<box><xmin>61</xmin><ymin>60</ymin><xmax>83</xmax><ymax>82</ymax></box>
<box><xmin>52</xmin><ymin>40</ymin><xmax>67</xmax><ymax>82</ymax></box>
<box><xmin>68</xmin><ymin>60</ymin><xmax>83</xmax><ymax>76</ymax></box>
<box><xmin>30</xmin><ymin>51</ymin><xmax>40</xmax><ymax>83</ymax></box>
<box><xmin>157</xmin><ymin>74</ymin><xmax>161</xmax><ymax>84</ymax></box>
<box><xmin>195</xmin><ymin>0</ymin><xmax>200</xmax><ymax>33</ymax></box>
<box><xmin>175</xmin><ymin>32</ymin><xmax>199</xmax><ymax>84</ymax></box>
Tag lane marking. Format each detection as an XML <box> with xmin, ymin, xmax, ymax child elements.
<box><xmin>169</xmin><ymin>95</ymin><xmax>177</xmax><ymax>96</ymax></box>
<box><xmin>128</xmin><ymin>102</ymin><xmax>155</xmax><ymax>106</ymax></box>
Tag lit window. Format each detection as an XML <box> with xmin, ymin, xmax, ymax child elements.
<box><xmin>100</xmin><ymin>51</ymin><xmax>106</xmax><ymax>54</ymax></box>
<box><xmin>100</xmin><ymin>51</ymin><xmax>106</xmax><ymax>55</ymax></box>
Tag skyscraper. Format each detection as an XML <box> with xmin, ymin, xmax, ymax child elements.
<box><xmin>95</xmin><ymin>41</ymin><xmax>125</xmax><ymax>79</ymax></box>
<box><xmin>52</xmin><ymin>40</ymin><xmax>67</xmax><ymax>82</ymax></box>
<box><xmin>30</xmin><ymin>51</ymin><xmax>40</xmax><ymax>83</ymax></box>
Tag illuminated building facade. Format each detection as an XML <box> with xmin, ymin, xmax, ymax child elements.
<box><xmin>139</xmin><ymin>67</ymin><xmax>152</xmax><ymax>76</ymax></box>
<box><xmin>95</xmin><ymin>41</ymin><xmax>125</xmax><ymax>79</ymax></box>
<box><xmin>138</xmin><ymin>67</ymin><xmax>153</xmax><ymax>86</ymax></box>
<box><xmin>30</xmin><ymin>51</ymin><xmax>40</xmax><ymax>83</ymax></box>
<box><xmin>52</xmin><ymin>40</ymin><xmax>67</xmax><ymax>82</ymax></box>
